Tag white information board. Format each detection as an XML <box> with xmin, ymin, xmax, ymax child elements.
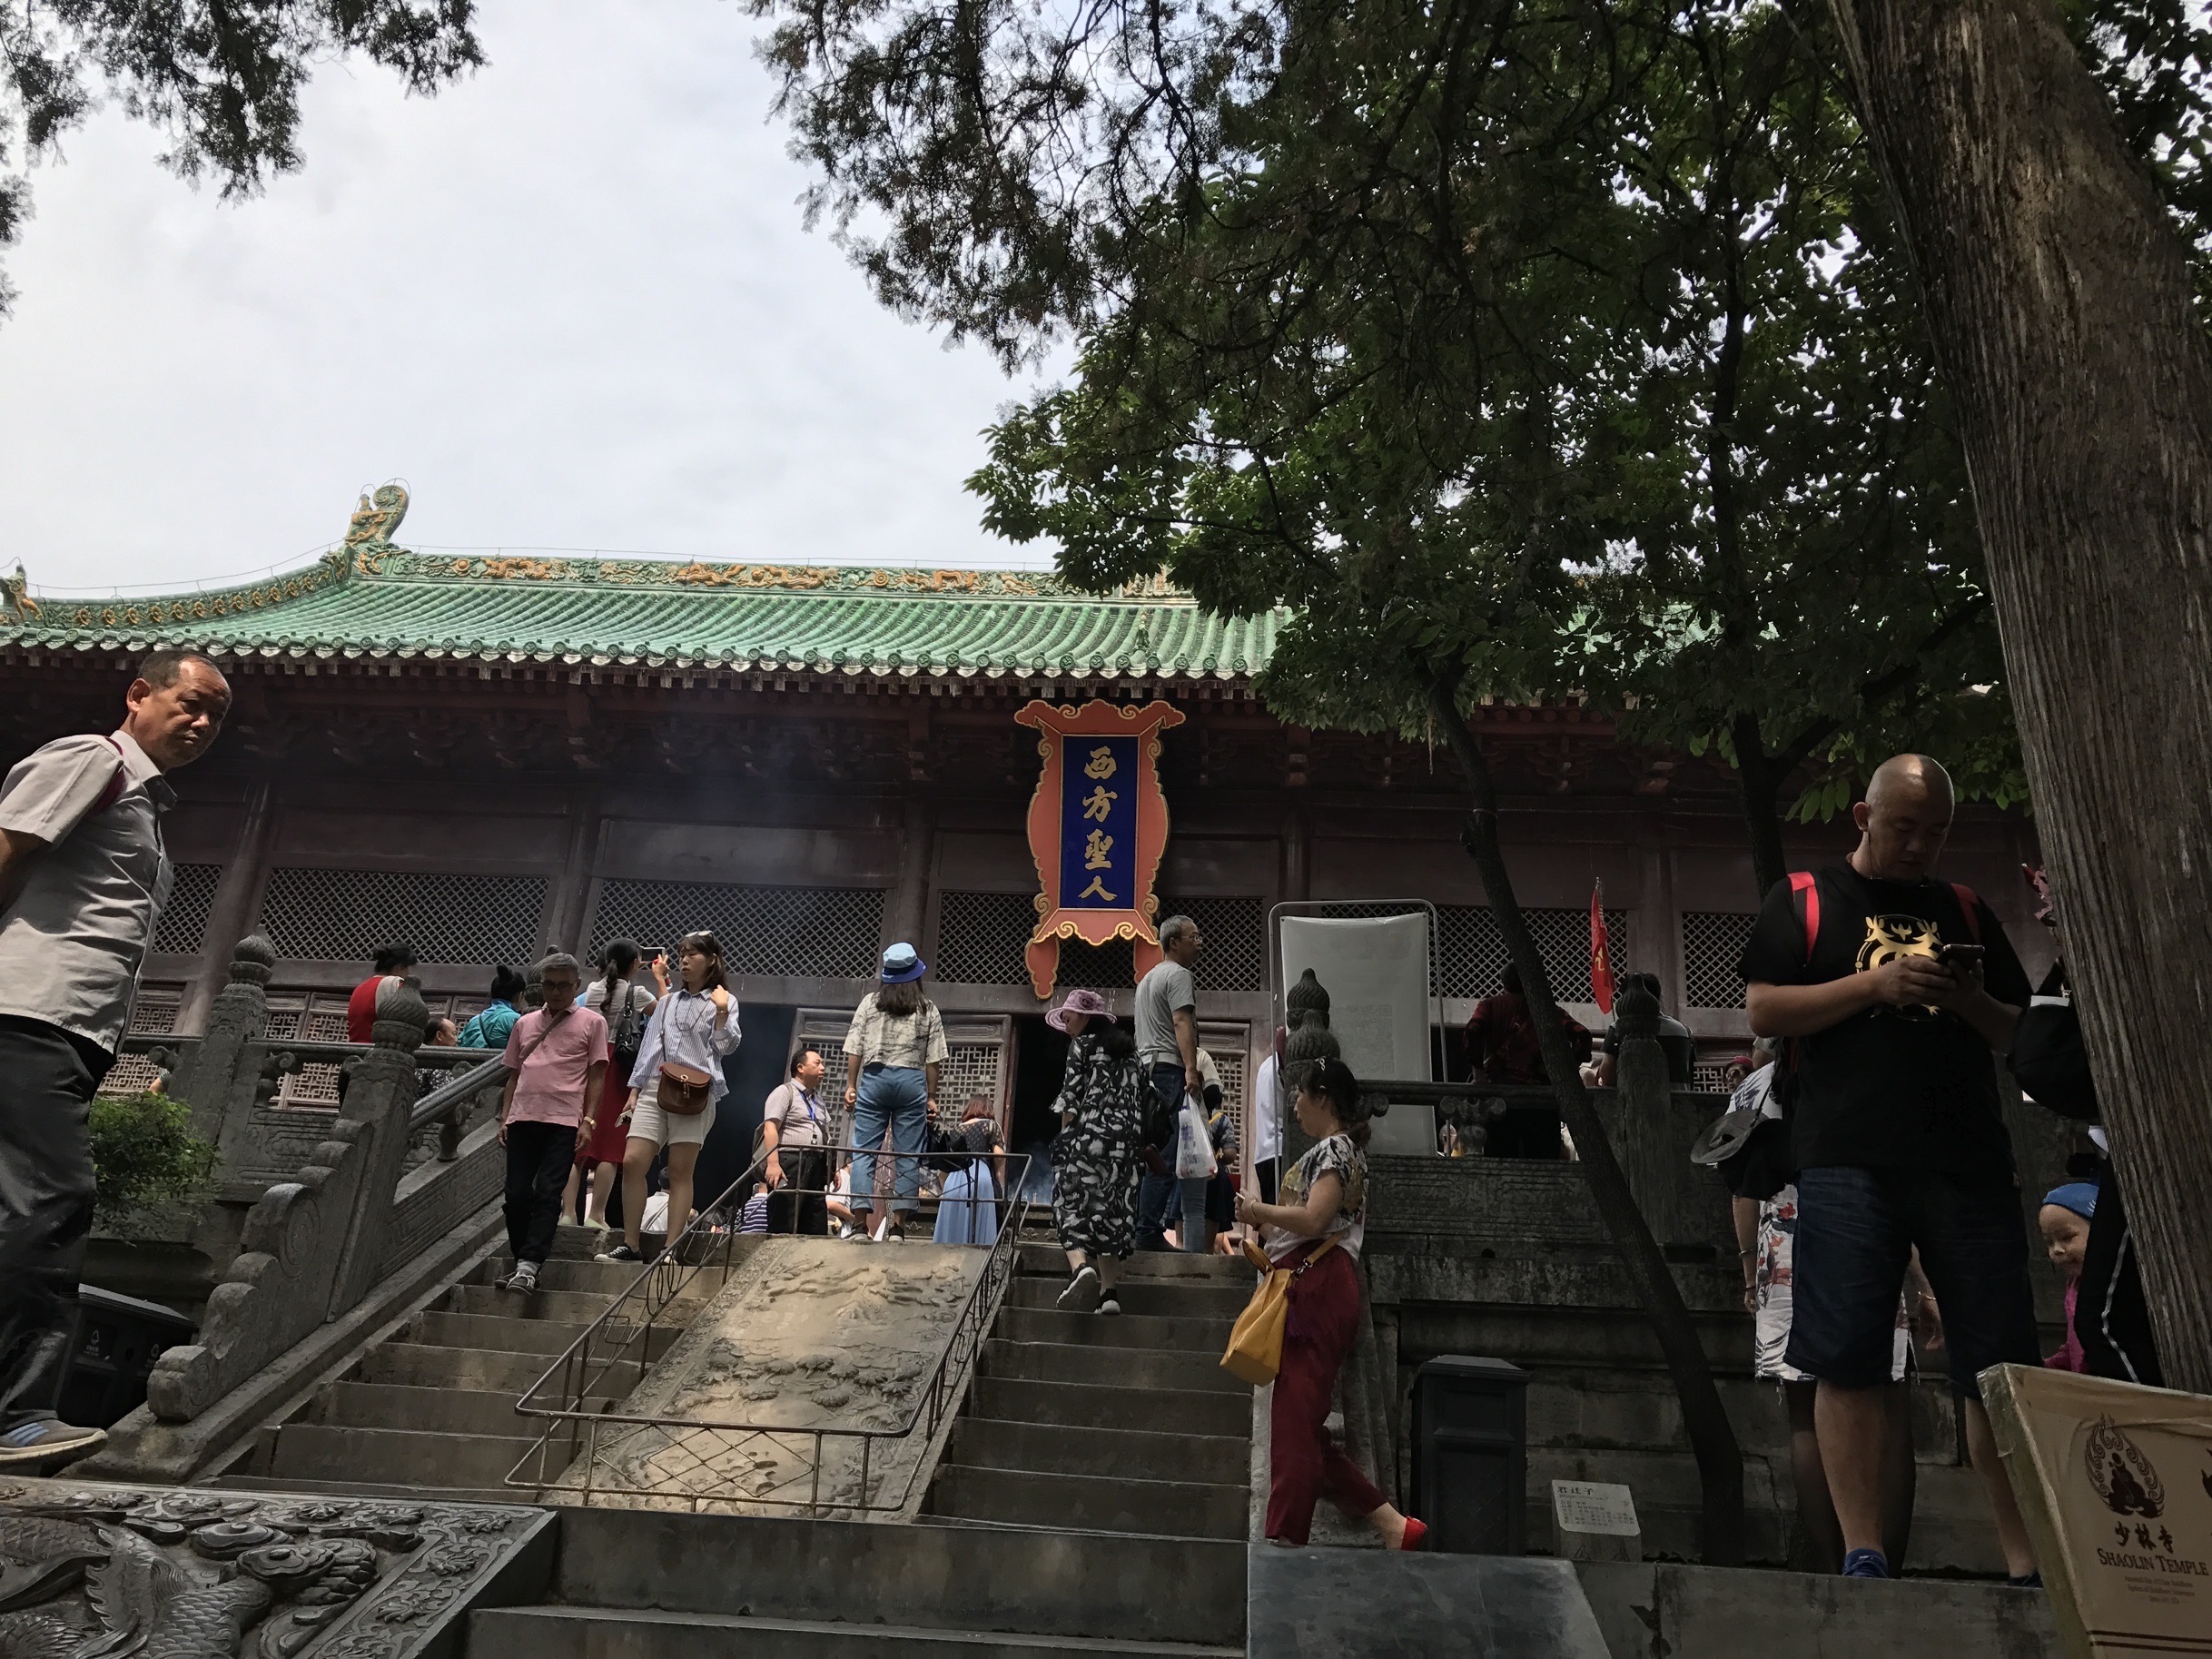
<box><xmin>1279</xmin><ymin>912</ymin><xmax>1433</xmax><ymax>1154</ymax></box>
<box><xmin>1551</xmin><ymin>1480</ymin><xmax>1641</xmax><ymax>1537</ymax></box>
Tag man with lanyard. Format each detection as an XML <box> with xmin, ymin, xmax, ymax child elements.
<box><xmin>762</xmin><ymin>1046</ymin><xmax>831</xmax><ymax>1235</ymax></box>
<box><xmin>1740</xmin><ymin>753</ymin><xmax>2039</xmax><ymax>1585</ymax></box>
<box><xmin>0</xmin><ymin>650</ymin><xmax>231</xmax><ymax>1467</ymax></box>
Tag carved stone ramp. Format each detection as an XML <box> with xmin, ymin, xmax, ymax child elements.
<box><xmin>920</xmin><ymin>1241</ymin><xmax>1254</xmax><ymax>1539</ymax></box>
<box><xmin>467</xmin><ymin>1505</ymin><xmax>1245</xmax><ymax>1658</ymax></box>
<box><xmin>208</xmin><ymin>1223</ymin><xmax>699</xmax><ymax>1502</ymax></box>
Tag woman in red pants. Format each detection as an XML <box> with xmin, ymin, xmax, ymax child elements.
<box><xmin>1235</xmin><ymin>1057</ymin><xmax>1426</xmax><ymax>1550</ymax></box>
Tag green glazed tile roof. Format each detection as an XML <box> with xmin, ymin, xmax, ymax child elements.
<box><xmin>2</xmin><ymin>544</ymin><xmax>1278</xmax><ymax>682</ymax></box>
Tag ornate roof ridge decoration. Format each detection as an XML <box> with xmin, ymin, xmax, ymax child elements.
<box><xmin>360</xmin><ymin>548</ymin><xmax>1185</xmax><ymax>604</ymax></box>
<box><xmin>0</xmin><ymin>486</ymin><xmax>1277</xmax><ymax>681</ymax></box>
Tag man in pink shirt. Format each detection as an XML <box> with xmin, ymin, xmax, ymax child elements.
<box><xmin>496</xmin><ymin>953</ymin><xmax>607</xmax><ymax>1293</ymax></box>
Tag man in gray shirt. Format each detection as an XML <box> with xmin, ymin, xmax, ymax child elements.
<box><xmin>1133</xmin><ymin>915</ymin><xmax>1205</xmax><ymax>1252</ymax></box>
<box><xmin>0</xmin><ymin>649</ymin><xmax>230</xmax><ymax>1466</ymax></box>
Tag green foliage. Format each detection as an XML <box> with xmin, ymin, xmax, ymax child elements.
<box><xmin>87</xmin><ymin>1091</ymin><xmax>215</xmax><ymax>1231</ymax></box>
<box><xmin>762</xmin><ymin>0</ymin><xmax>2210</xmax><ymax>868</ymax></box>
<box><xmin>0</xmin><ymin>3</ymin><xmax>482</xmax><ymax>318</ymax></box>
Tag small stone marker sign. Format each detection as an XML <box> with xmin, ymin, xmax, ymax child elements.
<box><xmin>1552</xmin><ymin>1479</ymin><xmax>1641</xmax><ymax>1562</ymax></box>
<box><xmin>1981</xmin><ymin>1363</ymin><xmax>2212</xmax><ymax>1659</ymax></box>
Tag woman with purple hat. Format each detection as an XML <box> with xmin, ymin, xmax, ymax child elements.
<box><xmin>1045</xmin><ymin>988</ymin><xmax>1144</xmax><ymax>1314</ymax></box>
<box><xmin>841</xmin><ymin>943</ymin><xmax>947</xmax><ymax>1244</ymax></box>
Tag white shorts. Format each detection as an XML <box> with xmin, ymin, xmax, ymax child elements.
<box><xmin>626</xmin><ymin>1091</ymin><xmax>716</xmax><ymax>1149</ymax></box>
<box><xmin>1754</xmin><ymin>1186</ymin><xmax>1909</xmax><ymax>1384</ymax></box>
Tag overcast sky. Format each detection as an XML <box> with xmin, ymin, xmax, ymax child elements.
<box><xmin>0</xmin><ymin>2</ymin><xmax>1055</xmax><ymax>597</ymax></box>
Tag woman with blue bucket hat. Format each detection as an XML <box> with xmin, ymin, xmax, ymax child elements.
<box><xmin>840</xmin><ymin>943</ymin><xmax>948</xmax><ymax>1243</ymax></box>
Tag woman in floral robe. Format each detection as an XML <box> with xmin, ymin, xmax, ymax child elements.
<box><xmin>1043</xmin><ymin>990</ymin><xmax>1145</xmax><ymax>1316</ymax></box>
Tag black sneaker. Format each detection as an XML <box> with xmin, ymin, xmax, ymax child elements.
<box><xmin>884</xmin><ymin>1223</ymin><xmax>906</xmax><ymax>1245</ymax></box>
<box><xmin>1057</xmin><ymin>1266</ymin><xmax>1102</xmax><ymax>1313</ymax></box>
<box><xmin>596</xmin><ymin>1243</ymin><xmax>641</xmax><ymax>1264</ymax></box>
<box><xmin>0</xmin><ymin>1418</ymin><xmax>106</xmax><ymax>1470</ymax></box>
<box><xmin>1097</xmin><ymin>1296</ymin><xmax>1121</xmax><ymax>1317</ymax></box>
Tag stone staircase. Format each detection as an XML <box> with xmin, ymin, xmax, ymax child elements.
<box><xmin>923</xmin><ymin>1242</ymin><xmax>1255</xmax><ymax>1539</ymax></box>
<box><xmin>212</xmin><ymin>1223</ymin><xmax>667</xmax><ymax>1501</ymax></box>
<box><xmin>463</xmin><ymin>1241</ymin><xmax>1257</xmax><ymax>1658</ymax></box>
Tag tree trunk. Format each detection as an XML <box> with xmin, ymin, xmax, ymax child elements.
<box><xmin>1428</xmin><ymin>675</ymin><xmax>1747</xmax><ymax>1565</ymax></box>
<box><xmin>1821</xmin><ymin>0</ymin><xmax>2212</xmax><ymax>1390</ymax></box>
<box><xmin>1731</xmin><ymin>715</ymin><xmax>1792</xmax><ymax>905</ymax></box>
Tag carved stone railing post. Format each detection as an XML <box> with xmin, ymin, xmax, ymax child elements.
<box><xmin>325</xmin><ymin>978</ymin><xmax>430</xmax><ymax>1316</ymax></box>
<box><xmin>168</xmin><ymin>933</ymin><xmax>278</xmax><ymax>1175</ymax></box>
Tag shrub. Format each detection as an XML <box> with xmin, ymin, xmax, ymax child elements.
<box><xmin>88</xmin><ymin>1091</ymin><xmax>216</xmax><ymax>1230</ymax></box>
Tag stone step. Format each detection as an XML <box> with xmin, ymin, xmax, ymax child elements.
<box><xmin>980</xmin><ymin>1338</ymin><xmax>1245</xmax><ymax>1396</ymax></box>
<box><xmin>1016</xmin><ymin>1245</ymin><xmax>1250</xmax><ymax>1283</ymax></box>
<box><xmin>946</xmin><ymin>1417</ymin><xmax>1249</xmax><ymax>1486</ymax></box>
<box><xmin>302</xmin><ymin>1380</ymin><xmax>535</xmax><ymax>1437</ymax></box>
<box><xmin>1007</xmin><ymin>1277</ymin><xmax>1252</xmax><ymax>1320</ymax></box>
<box><xmin>445</xmin><ymin>1283</ymin><xmax>623</xmax><ymax>1324</ymax></box>
<box><xmin>357</xmin><ymin>1340</ymin><xmax>644</xmax><ymax>1396</ymax></box>
<box><xmin>469</xmin><ymin>1255</ymin><xmax>641</xmax><ymax>1295</ymax></box>
<box><xmin>548</xmin><ymin>1506</ymin><xmax>1246</xmax><ymax>1647</ymax></box>
<box><xmin>469</xmin><ymin>1605</ymin><xmax>1239</xmax><ymax>1659</ymax></box>
<box><xmin>264</xmin><ymin>1422</ymin><xmax>537</xmax><ymax>1490</ymax></box>
<box><xmin>970</xmin><ymin>1377</ymin><xmax>1249</xmax><ymax>1439</ymax></box>
<box><xmin>997</xmin><ymin>1306</ymin><xmax>1233</xmax><ymax>1352</ymax></box>
<box><xmin>927</xmin><ymin>1463</ymin><xmax>1247</xmax><ymax>1541</ymax></box>
<box><xmin>407</xmin><ymin>1309</ymin><xmax>597</xmax><ymax>1356</ymax></box>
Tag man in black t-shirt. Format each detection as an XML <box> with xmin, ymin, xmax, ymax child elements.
<box><xmin>1739</xmin><ymin>753</ymin><xmax>2039</xmax><ymax>1585</ymax></box>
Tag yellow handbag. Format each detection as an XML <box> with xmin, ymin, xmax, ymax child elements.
<box><xmin>1220</xmin><ymin>1236</ymin><xmax>1338</xmax><ymax>1387</ymax></box>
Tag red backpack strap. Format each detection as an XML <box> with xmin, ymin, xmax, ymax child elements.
<box><xmin>1950</xmin><ymin>883</ymin><xmax>1983</xmax><ymax>944</ymax></box>
<box><xmin>1788</xmin><ymin>872</ymin><xmax>1820</xmax><ymax>966</ymax></box>
<box><xmin>88</xmin><ymin>736</ymin><xmax>129</xmax><ymax>815</ymax></box>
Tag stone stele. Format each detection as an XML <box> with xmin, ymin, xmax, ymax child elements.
<box><xmin>0</xmin><ymin>1476</ymin><xmax>550</xmax><ymax>1659</ymax></box>
<box><xmin>560</xmin><ymin>1236</ymin><xmax>985</xmax><ymax>1516</ymax></box>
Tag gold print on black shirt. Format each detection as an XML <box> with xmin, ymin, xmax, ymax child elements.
<box><xmin>1858</xmin><ymin>913</ymin><xmax>1941</xmax><ymax>1019</ymax></box>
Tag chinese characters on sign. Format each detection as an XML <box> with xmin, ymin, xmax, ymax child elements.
<box><xmin>1062</xmin><ymin>739</ymin><xmax>1138</xmax><ymax>907</ymax></box>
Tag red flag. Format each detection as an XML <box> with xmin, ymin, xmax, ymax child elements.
<box><xmin>1589</xmin><ymin>882</ymin><xmax>1615</xmax><ymax>1014</ymax></box>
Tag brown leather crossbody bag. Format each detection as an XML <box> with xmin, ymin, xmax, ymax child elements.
<box><xmin>657</xmin><ymin>1061</ymin><xmax>714</xmax><ymax>1117</ymax></box>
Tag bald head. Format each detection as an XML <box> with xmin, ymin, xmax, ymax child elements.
<box><xmin>1852</xmin><ymin>754</ymin><xmax>1956</xmax><ymax>882</ymax></box>
<box><xmin>1865</xmin><ymin>753</ymin><xmax>1954</xmax><ymax>812</ymax></box>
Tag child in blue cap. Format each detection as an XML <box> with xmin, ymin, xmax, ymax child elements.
<box><xmin>2039</xmin><ymin>1182</ymin><xmax>2098</xmax><ymax>1372</ymax></box>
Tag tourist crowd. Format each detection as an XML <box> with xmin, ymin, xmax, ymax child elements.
<box><xmin>0</xmin><ymin>646</ymin><xmax>2148</xmax><ymax>1600</ymax></box>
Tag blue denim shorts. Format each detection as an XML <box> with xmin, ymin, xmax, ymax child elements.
<box><xmin>1786</xmin><ymin>1164</ymin><xmax>2039</xmax><ymax>1398</ymax></box>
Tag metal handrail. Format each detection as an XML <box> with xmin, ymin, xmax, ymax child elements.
<box><xmin>506</xmin><ymin>1144</ymin><xmax>1034</xmax><ymax>1515</ymax></box>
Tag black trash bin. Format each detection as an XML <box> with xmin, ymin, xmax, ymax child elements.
<box><xmin>1409</xmin><ymin>1355</ymin><xmax>1528</xmax><ymax>1555</ymax></box>
<box><xmin>57</xmin><ymin>1286</ymin><xmax>197</xmax><ymax>1427</ymax></box>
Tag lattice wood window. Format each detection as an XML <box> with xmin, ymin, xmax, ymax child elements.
<box><xmin>933</xmin><ymin>891</ymin><xmax>1036</xmax><ymax>985</ymax></box>
<box><xmin>1160</xmin><ymin>898</ymin><xmax>1267</xmax><ymax>992</ymax></box>
<box><xmin>153</xmin><ymin>863</ymin><xmax>222</xmax><ymax>953</ymax></box>
<box><xmin>592</xmin><ymin>881</ymin><xmax>885</xmax><ymax>980</ymax></box>
<box><xmin>1682</xmin><ymin>913</ymin><xmax>1758</xmax><ymax>1008</ymax></box>
<box><xmin>1057</xmin><ymin>933</ymin><xmax>1134</xmax><ymax>989</ymax></box>
<box><xmin>264</xmin><ymin>988</ymin><xmax>486</xmax><ymax>1108</ymax></box>
<box><xmin>96</xmin><ymin>986</ymin><xmax>186</xmax><ymax>1097</ymax></box>
<box><xmin>258</xmin><ymin>868</ymin><xmax>548</xmax><ymax>964</ymax></box>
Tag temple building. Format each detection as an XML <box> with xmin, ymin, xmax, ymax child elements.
<box><xmin>0</xmin><ymin>487</ymin><xmax>2045</xmax><ymax>1177</ymax></box>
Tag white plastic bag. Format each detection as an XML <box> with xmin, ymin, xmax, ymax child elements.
<box><xmin>1174</xmin><ymin>1094</ymin><xmax>1219</xmax><ymax>1180</ymax></box>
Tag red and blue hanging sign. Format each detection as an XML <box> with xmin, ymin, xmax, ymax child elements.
<box><xmin>1016</xmin><ymin>698</ymin><xmax>1185</xmax><ymax>999</ymax></box>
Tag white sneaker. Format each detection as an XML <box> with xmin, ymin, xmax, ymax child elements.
<box><xmin>501</xmin><ymin>1264</ymin><xmax>538</xmax><ymax>1293</ymax></box>
<box><xmin>1057</xmin><ymin>1266</ymin><xmax>1102</xmax><ymax>1313</ymax></box>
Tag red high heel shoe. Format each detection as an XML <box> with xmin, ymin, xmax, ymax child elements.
<box><xmin>1396</xmin><ymin>1516</ymin><xmax>1428</xmax><ymax>1552</ymax></box>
